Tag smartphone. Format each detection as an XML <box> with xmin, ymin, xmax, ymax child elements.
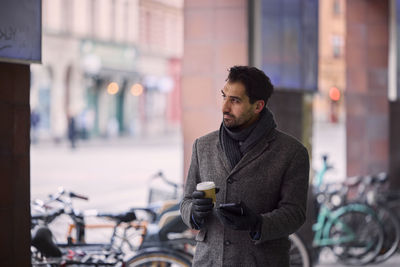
<box><xmin>218</xmin><ymin>202</ymin><xmax>243</xmax><ymax>216</ymax></box>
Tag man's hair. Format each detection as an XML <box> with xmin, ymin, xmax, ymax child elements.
<box><xmin>226</xmin><ymin>66</ymin><xmax>274</xmax><ymax>104</ymax></box>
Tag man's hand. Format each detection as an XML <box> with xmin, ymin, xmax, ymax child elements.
<box><xmin>216</xmin><ymin>201</ymin><xmax>262</xmax><ymax>232</ymax></box>
<box><xmin>191</xmin><ymin>190</ymin><xmax>213</xmax><ymax>229</ymax></box>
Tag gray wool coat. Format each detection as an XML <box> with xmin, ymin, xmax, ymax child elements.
<box><xmin>180</xmin><ymin>128</ymin><xmax>310</xmax><ymax>267</ymax></box>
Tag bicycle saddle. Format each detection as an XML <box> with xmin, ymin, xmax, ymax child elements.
<box><xmin>32</xmin><ymin>227</ymin><xmax>62</xmax><ymax>257</ymax></box>
<box><xmin>370</xmin><ymin>172</ymin><xmax>388</xmax><ymax>184</ymax></box>
<box><xmin>343</xmin><ymin>175</ymin><xmax>363</xmax><ymax>187</ymax></box>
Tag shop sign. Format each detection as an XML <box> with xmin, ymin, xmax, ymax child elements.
<box><xmin>81</xmin><ymin>40</ymin><xmax>137</xmax><ymax>73</ymax></box>
<box><xmin>0</xmin><ymin>0</ymin><xmax>41</xmax><ymax>64</ymax></box>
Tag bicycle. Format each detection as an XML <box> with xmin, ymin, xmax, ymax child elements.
<box><xmin>31</xmin><ymin>189</ymin><xmax>127</xmax><ymax>266</ymax></box>
<box><xmin>341</xmin><ymin>172</ymin><xmax>400</xmax><ymax>264</ymax></box>
<box><xmin>93</xmin><ymin>171</ymin><xmax>194</xmax><ymax>256</ymax></box>
<box><xmin>288</xmin><ymin>233</ymin><xmax>312</xmax><ymax>267</ymax></box>
<box><xmin>31</xmin><ymin>226</ymin><xmax>125</xmax><ymax>267</ymax></box>
<box><xmin>315</xmin><ymin>155</ymin><xmax>400</xmax><ymax>263</ymax></box>
<box><xmin>32</xmin><ymin>172</ymin><xmax>196</xmax><ymax>266</ymax></box>
<box><xmin>31</xmin><ymin>187</ymin><xmax>89</xmax><ymax>244</ymax></box>
<box><xmin>309</xmin><ymin>155</ymin><xmax>385</xmax><ymax>265</ymax></box>
<box><xmin>123</xmin><ymin>172</ymin><xmax>195</xmax><ymax>266</ymax></box>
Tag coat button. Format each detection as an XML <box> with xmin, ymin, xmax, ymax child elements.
<box><xmin>225</xmin><ymin>240</ymin><xmax>231</xmax><ymax>245</ymax></box>
<box><xmin>227</xmin><ymin>178</ymin><xmax>233</xmax><ymax>184</ymax></box>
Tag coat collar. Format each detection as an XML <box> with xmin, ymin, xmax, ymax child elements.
<box><xmin>216</xmin><ymin>129</ymin><xmax>277</xmax><ymax>177</ymax></box>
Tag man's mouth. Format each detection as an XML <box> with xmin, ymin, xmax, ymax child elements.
<box><xmin>223</xmin><ymin>114</ymin><xmax>233</xmax><ymax>119</ymax></box>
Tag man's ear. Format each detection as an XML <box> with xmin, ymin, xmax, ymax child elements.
<box><xmin>254</xmin><ymin>100</ymin><xmax>265</xmax><ymax>113</ymax></box>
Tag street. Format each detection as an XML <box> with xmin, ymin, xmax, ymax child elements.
<box><xmin>315</xmin><ymin>248</ymin><xmax>400</xmax><ymax>267</ymax></box>
<box><xmin>31</xmin><ymin>134</ymin><xmax>184</xmax><ymax>212</ymax></box>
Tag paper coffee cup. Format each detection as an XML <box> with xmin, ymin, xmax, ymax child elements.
<box><xmin>197</xmin><ymin>181</ymin><xmax>216</xmax><ymax>203</ymax></box>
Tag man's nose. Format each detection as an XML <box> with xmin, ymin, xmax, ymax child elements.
<box><xmin>222</xmin><ymin>99</ymin><xmax>230</xmax><ymax>113</ymax></box>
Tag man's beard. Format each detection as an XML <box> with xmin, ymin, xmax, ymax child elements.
<box><xmin>223</xmin><ymin>113</ymin><xmax>242</xmax><ymax>130</ymax></box>
<box><xmin>223</xmin><ymin>111</ymin><xmax>258</xmax><ymax>131</ymax></box>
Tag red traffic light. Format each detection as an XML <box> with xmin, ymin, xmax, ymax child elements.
<box><xmin>329</xmin><ymin>87</ymin><xmax>341</xmax><ymax>101</ymax></box>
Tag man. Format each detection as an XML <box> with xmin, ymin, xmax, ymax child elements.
<box><xmin>180</xmin><ymin>66</ymin><xmax>309</xmax><ymax>266</ymax></box>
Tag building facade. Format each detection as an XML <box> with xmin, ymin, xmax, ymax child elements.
<box><xmin>31</xmin><ymin>0</ymin><xmax>183</xmax><ymax>142</ymax></box>
<box><xmin>315</xmin><ymin>0</ymin><xmax>346</xmax><ymax>123</ymax></box>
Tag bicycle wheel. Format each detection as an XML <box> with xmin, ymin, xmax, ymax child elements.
<box><xmin>388</xmin><ymin>199</ymin><xmax>400</xmax><ymax>250</ymax></box>
<box><xmin>328</xmin><ymin>209</ymin><xmax>384</xmax><ymax>265</ymax></box>
<box><xmin>126</xmin><ymin>248</ymin><xmax>192</xmax><ymax>267</ymax></box>
<box><xmin>372</xmin><ymin>205</ymin><xmax>400</xmax><ymax>263</ymax></box>
<box><xmin>289</xmin><ymin>233</ymin><xmax>312</xmax><ymax>267</ymax></box>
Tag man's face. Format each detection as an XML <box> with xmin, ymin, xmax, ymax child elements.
<box><xmin>221</xmin><ymin>81</ymin><xmax>263</xmax><ymax>130</ymax></box>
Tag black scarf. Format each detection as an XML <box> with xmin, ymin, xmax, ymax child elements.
<box><xmin>219</xmin><ymin>108</ymin><xmax>277</xmax><ymax>168</ymax></box>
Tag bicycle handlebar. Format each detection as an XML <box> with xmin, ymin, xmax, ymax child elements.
<box><xmin>33</xmin><ymin>188</ymin><xmax>89</xmax><ymax>224</ymax></box>
<box><xmin>152</xmin><ymin>171</ymin><xmax>180</xmax><ymax>189</ymax></box>
<box><xmin>69</xmin><ymin>192</ymin><xmax>89</xmax><ymax>201</ymax></box>
<box><xmin>47</xmin><ymin>188</ymin><xmax>89</xmax><ymax>203</ymax></box>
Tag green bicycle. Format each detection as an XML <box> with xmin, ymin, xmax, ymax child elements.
<box><xmin>311</xmin><ymin>156</ymin><xmax>384</xmax><ymax>265</ymax></box>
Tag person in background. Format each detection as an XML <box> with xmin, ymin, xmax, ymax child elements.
<box><xmin>68</xmin><ymin>116</ymin><xmax>77</xmax><ymax>149</ymax></box>
<box><xmin>31</xmin><ymin>109</ymin><xmax>41</xmax><ymax>144</ymax></box>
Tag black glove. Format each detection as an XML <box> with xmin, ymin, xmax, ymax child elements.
<box><xmin>216</xmin><ymin>201</ymin><xmax>262</xmax><ymax>232</ymax></box>
<box><xmin>191</xmin><ymin>190</ymin><xmax>213</xmax><ymax>229</ymax></box>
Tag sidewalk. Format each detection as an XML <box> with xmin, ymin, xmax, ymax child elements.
<box><xmin>315</xmin><ymin>249</ymin><xmax>400</xmax><ymax>267</ymax></box>
<box><xmin>316</xmin><ymin>256</ymin><xmax>400</xmax><ymax>267</ymax></box>
<box><xmin>312</xmin><ymin>120</ymin><xmax>346</xmax><ymax>183</ymax></box>
<box><xmin>30</xmin><ymin>133</ymin><xmax>184</xmax><ymax>212</ymax></box>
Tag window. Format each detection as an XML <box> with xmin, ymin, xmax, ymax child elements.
<box><xmin>90</xmin><ymin>0</ymin><xmax>97</xmax><ymax>37</ymax></box>
<box><xmin>62</xmin><ymin>0</ymin><xmax>73</xmax><ymax>34</ymax></box>
<box><xmin>111</xmin><ymin>0</ymin><xmax>116</xmax><ymax>40</ymax></box>
<box><xmin>332</xmin><ymin>35</ymin><xmax>343</xmax><ymax>58</ymax></box>
<box><xmin>333</xmin><ymin>0</ymin><xmax>341</xmax><ymax>15</ymax></box>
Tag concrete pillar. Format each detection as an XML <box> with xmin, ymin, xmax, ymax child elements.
<box><xmin>390</xmin><ymin>100</ymin><xmax>400</xmax><ymax>188</ymax></box>
<box><xmin>0</xmin><ymin>62</ymin><xmax>31</xmax><ymax>266</ymax></box>
<box><xmin>268</xmin><ymin>91</ymin><xmax>313</xmax><ymax>154</ymax></box>
<box><xmin>182</xmin><ymin>0</ymin><xmax>248</xmax><ymax>178</ymax></box>
<box><xmin>51</xmin><ymin>63</ymin><xmax>67</xmax><ymax>140</ymax></box>
<box><xmin>345</xmin><ymin>0</ymin><xmax>389</xmax><ymax>176</ymax></box>
<box><xmin>389</xmin><ymin>0</ymin><xmax>400</xmax><ymax>189</ymax></box>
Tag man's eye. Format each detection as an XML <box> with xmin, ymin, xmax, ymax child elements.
<box><xmin>231</xmin><ymin>99</ymin><xmax>239</xmax><ymax>103</ymax></box>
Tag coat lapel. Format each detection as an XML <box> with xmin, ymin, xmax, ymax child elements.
<box><xmin>216</xmin><ymin>140</ymin><xmax>233</xmax><ymax>174</ymax></box>
<box><xmin>228</xmin><ymin>129</ymin><xmax>277</xmax><ymax>178</ymax></box>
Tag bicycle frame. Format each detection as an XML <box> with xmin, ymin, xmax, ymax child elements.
<box><xmin>313</xmin><ymin>200</ymin><xmax>379</xmax><ymax>247</ymax></box>
<box><xmin>67</xmin><ymin>220</ymin><xmax>149</xmax><ymax>250</ymax></box>
<box><xmin>314</xmin><ymin>156</ymin><xmax>330</xmax><ymax>189</ymax></box>
<box><xmin>313</xmin><ymin>156</ymin><xmax>377</xmax><ymax>247</ymax></box>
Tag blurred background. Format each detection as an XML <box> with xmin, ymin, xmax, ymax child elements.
<box><xmin>30</xmin><ymin>0</ymin><xmax>183</xmax><ymax>143</ymax></box>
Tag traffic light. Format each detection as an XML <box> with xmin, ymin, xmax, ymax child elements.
<box><xmin>329</xmin><ymin>86</ymin><xmax>341</xmax><ymax>102</ymax></box>
<box><xmin>328</xmin><ymin>86</ymin><xmax>340</xmax><ymax>123</ymax></box>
